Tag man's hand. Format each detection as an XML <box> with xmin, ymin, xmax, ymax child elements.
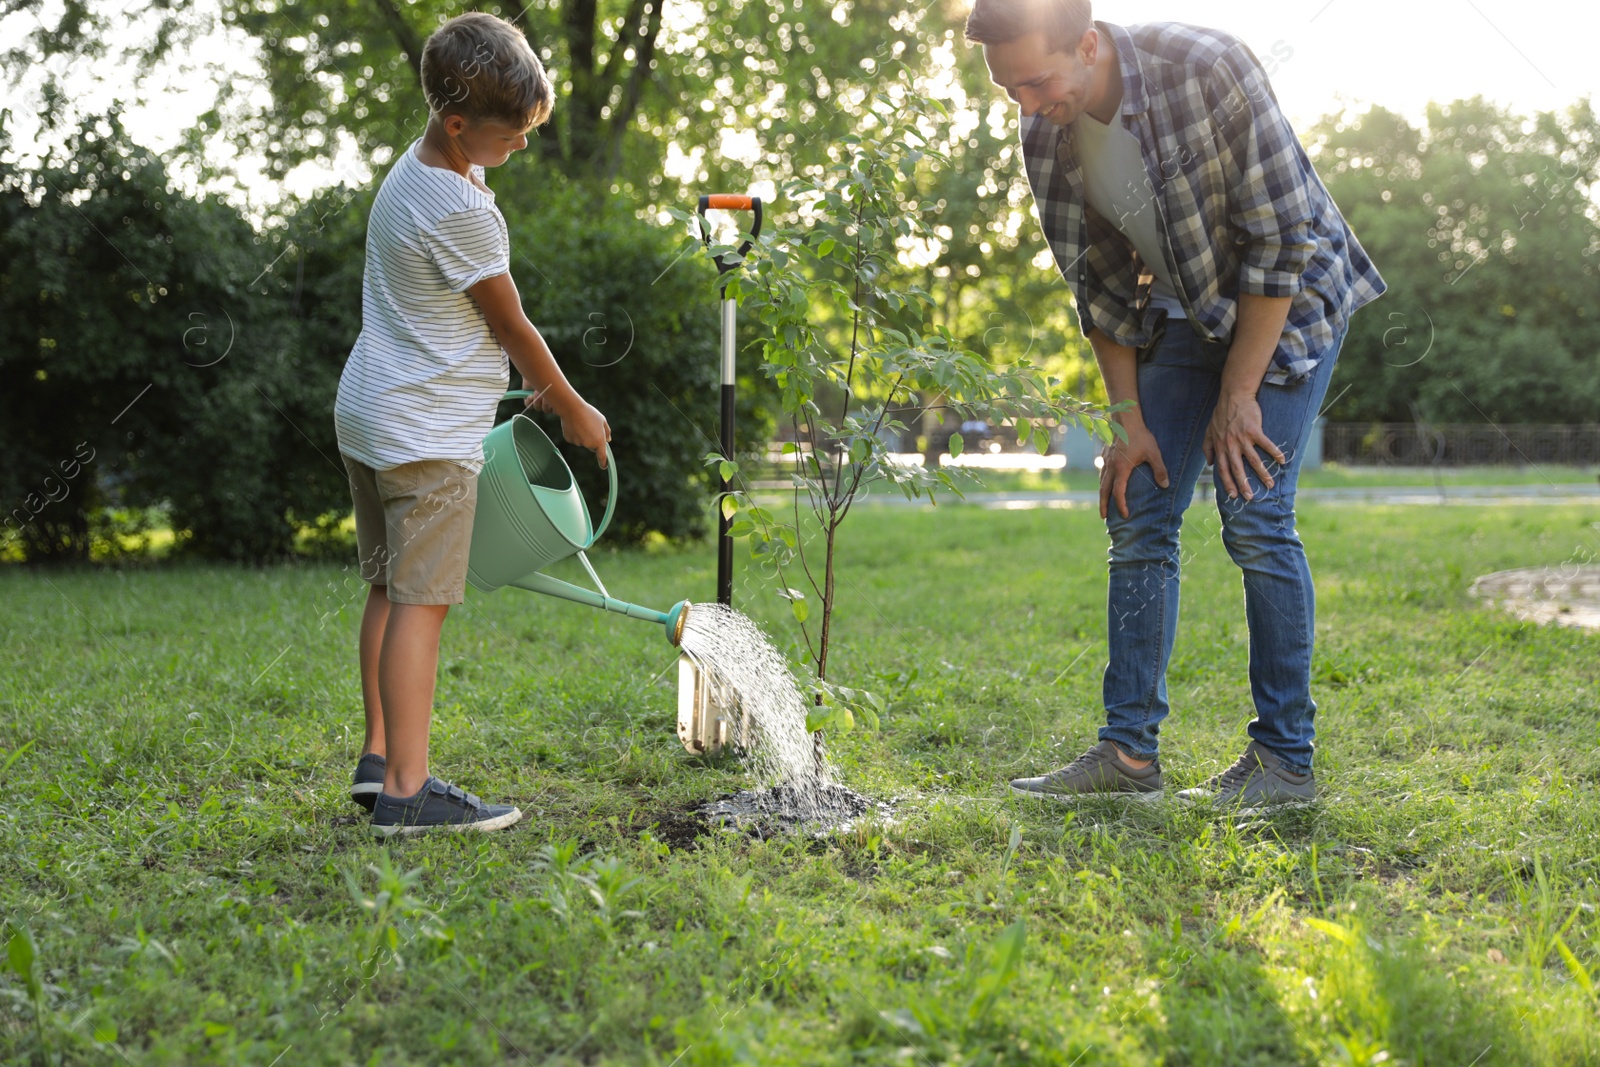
<box><xmin>1205</xmin><ymin>292</ymin><xmax>1294</xmax><ymax>501</ymax></box>
<box><xmin>1099</xmin><ymin>421</ymin><xmax>1171</xmax><ymax>520</ymax></box>
<box><xmin>1203</xmin><ymin>391</ymin><xmax>1284</xmax><ymax>501</ymax></box>
<box><xmin>553</xmin><ymin>396</ymin><xmax>612</xmax><ymax>469</ymax></box>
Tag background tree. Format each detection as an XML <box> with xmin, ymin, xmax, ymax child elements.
<box><xmin>5</xmin><ymin>0</ymin><xmax>1056</xmax><ymax>559</ymax></box>
<box><xmin>0</xmin><ymin>113</ymin><xmax>355</xmax><ymax>561</ymax></box>
<box><xmin>1312</xmin><ymin>98</ymin><xmax>1600</xmax><ymax>424</ymax></box>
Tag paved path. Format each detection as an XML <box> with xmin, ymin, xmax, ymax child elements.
<box><xmin>1473</xmin><ymin>566</ymin><xmax>1600</xmax><ymax>631</ymax></box>
<box><xmin>850</xmin><ymin>483</ymin><xmax>1600</xmax><ymax>510</ymax></box>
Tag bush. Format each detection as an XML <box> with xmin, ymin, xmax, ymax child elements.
<box><xmin>2</xmin><ymin>121</ymin><xmax>761</xmax><ymax>563</ymax></box>
<box><xmin>0</xmin><ymin>116</ymin><xmax>361</xmax><ymax>563</ymax></box>
<box><xmin>0</xmin><ymin>115</ymin><xmax>353</xmax><ymax>563</ymax></box>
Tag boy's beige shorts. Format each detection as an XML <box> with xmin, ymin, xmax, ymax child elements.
<box><xmin>342</xmin><ymin>455</ymin><xmax>478</xmax><ymax>605</ymax></box>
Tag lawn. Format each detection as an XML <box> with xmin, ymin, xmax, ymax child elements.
<box><xmin>2</xmin><ymin>501</ymin><xmax>1598</xmax><ymax>1065</ymax></box>
<box><xmin>883</xmin><ymin>464</ymin><xmax>1600</xmax><ymax>495</ymax></box>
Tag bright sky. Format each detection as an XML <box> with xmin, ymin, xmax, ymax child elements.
<box><xmin>1099</xmin><ymin>0</ymin><xmax>1599</xmax><ymax>132</ymax></box>
<box><xmin>2</xmin><ymin>0</ymin><xmax>1596</xmax><ymax>204</ymax></box>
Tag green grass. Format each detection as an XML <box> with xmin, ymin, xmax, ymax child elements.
<box><xmin>3</xmin><ymin>502</ymin><xmax>1598</xmax><ymax>1064</ymax></box>
<box><xmin>900</xmin><ymin>464</ymin><xmax>1600</xmax><ymax>495</ymax></box>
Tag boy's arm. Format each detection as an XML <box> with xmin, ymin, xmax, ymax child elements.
<box><xmin>467</xmin><ymin>272</ymin><xmax>612</xmax><ymax>468</ymax></box>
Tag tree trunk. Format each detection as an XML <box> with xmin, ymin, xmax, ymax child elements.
<box><xmin>811</xmin><ymin>517</ymin><xmax>841</xmax><ymax>777</ymax></box>
<box><xmin>370</xmin><ymin>0</ymin><xmax>423</xmax><ymax>82</ymax></box>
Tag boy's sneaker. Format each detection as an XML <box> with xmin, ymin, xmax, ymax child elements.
<box><xmin>370</xmin><ymin>777</ymin><xmax>522</xmax><ymax>838</ymax></box>
<box><xmin>1177</xmin><ymin>741</ymin><xmax>1317</xmax><ymax>813</ymax></box>
<box><xmin>1009</xmin><ymin>740</ymin><xmax>1164</xmax><ymax>802</ymax></box>
<box><xmin>350</xmin><ymin>753</ymin><xmax>386</xmax><ymax>811</ymax></box>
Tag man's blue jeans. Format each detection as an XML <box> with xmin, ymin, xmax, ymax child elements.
<box><xmin>1098</xmin><ymin>316</ymin><xmax>1343</xmax><ymax>775</ymax></box>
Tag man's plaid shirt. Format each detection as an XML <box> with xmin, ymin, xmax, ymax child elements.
<box><xmin>1020</xmin><ymin>21</ymin><xmax>1385</xmax><ymax>383</ymax></box>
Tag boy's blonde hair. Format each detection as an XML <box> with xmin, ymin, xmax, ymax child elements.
<box><xmin>421</xmin><ymin>13</ymin><xmax>554</xmax><ymax>128</ymax></box>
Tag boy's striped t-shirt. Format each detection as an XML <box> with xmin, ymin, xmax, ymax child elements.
<box><xmin>334</xmin><ymin>139</ymin><xmax>511</xmax><ymax>473</ymax></box>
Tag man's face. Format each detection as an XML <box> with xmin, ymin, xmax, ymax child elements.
<box><xmin>983</xmin><ymin>30</ymin><xmax>1095</xmax><ymax>127</ymax></box>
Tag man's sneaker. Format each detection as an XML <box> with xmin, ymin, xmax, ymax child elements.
<box><xmin>1177</xmin><ymin>741</ymin><xmax>1316</xmax><ymax>813</ymax></box>
<box><xmin>350</xmin><ymin>753</ymin><xmax>385</xmax><ymax>811</ymax></box>
<box><xmin>370</xmin><ymin>777</ymin><xmax>523</xmax><ymax>838</ymax></box>
<box><xmin>1009</xmin><ymin>740</ymin><xmax>1163</xmax><ymax>802</ymax></box>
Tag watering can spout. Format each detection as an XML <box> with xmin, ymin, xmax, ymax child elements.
<box><xmin>506</xmin><ymin>571</ymin><xmax>690</xmax><ymax>646</ymax></box>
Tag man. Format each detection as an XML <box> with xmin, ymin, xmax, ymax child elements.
<box><xmin>967</xmin><ymin>0</ymin><xmax>1384</xmax><ymax>808</ymax></box>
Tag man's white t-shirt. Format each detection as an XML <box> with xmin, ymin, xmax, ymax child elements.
<box><xmin>334</xmin><ymin>140</ymin><xmax>512</xmax><ymax>473</ymax></box>
<box><xmin>1072</xmin><ymin>113</ymin><xmax>1188</xmax><ymax>320</ymax></box>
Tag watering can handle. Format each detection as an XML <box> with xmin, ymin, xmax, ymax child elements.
<box><xmin>590</xmin><ymin>444</ymin><xmax>617</xmax><ymax>545</ymax></box>
<box><xmin>502</xmin><ymin>391</ymin><xmax>617</xmax><ymax>546</ymax></box>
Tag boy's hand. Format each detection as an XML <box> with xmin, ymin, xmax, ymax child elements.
<box><xmin>554</xmin><ymin>397</ymin><xmax>612</xmax><ymax>469</ymax></box>
<box><xmin>523</xmin><ymin>388</ymin><xmax>559</xmax><ymax>415</ymax></box>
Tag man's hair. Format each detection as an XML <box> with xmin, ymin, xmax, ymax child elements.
<box><xmin>964</xmin><ymin>0</ymin><xmax>1093</xmax><ymax>52</ymax></box>
<box><xmin>421</xmin><ymin>13</ymin><xmax>554</xmax><ymax>128</ymax></box>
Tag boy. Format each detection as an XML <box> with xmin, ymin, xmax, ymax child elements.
<box><xmin>334</xmin><ymin>12</ymin><xmax>611</xmax><ymax>837</ymax></box>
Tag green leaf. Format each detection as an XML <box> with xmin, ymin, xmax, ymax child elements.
<box><xmin>1556</xmin><ymin>935</ymin><xmax>1595</xmax><ymax>998</ymax></box>
<box><xmin>6</xmin><ymin>926</ymin><xmax>41</xmax><ymax>1002</ymax></box>
<box><xmin>0</xmin><ymin>739</ymin><xmax>34</xmax><ymax>783</ymax></box>
<box><xmin>1305</xmin><ymin>917</ymin><xmax>1357</xmax><ymax>946</ymax></box>
<box><xmin>967</xmin><ymin>919</ymin><xmax>1027</xmax><ymax>1023</ymax></box>
<box><xmin>721</xmin><ymin>496</ymin><xmax>738</xmax><ymax>520</ymax></box>
<box><xmin>7</xmin><ymin>926</ymin><xmax>35</xmax><ymax>979</ymax></box>
<box><xmin>849</xmin><ymin>438</ymin><xmax>870</xmax><ymax>465</ymax></box>
<box><xmin>727</xmin><ymin>520</ymin><xmax>755</xmax><ymax>537</ymax></box>
<box><xmin>791</xmin><ymin>597</ymin><xmax>810</xmax><ymax>623</ymax></box>
<box><xmin>817</xmin><ymin>238</ymin><xmax>837</xmax><ymax>257</ymax></box>
<box><xmin>1017</xmin><ymin>419</ymin><xmax>1031</xmax><ymax>445</ymax></box>
<box><xmin>718</xmin><ymin>460</ymin><xmax>736</xmax><ymax>483</ymax></box>
<box><xmin>948</xmin><ymin>432</ymin><xmax>964</xmax><ymax>459</ymax></box>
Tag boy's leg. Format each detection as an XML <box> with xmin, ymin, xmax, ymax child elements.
<box><xmin>359</xmin><ymin>585</ymin><xmax>391</xmax><ymax>757</ymax></box>
<box><xmin>367</xmin><ymin>460</ymin><xmax>518</xmax><ymax>835</ymax></box>
<box><xmin>345</xmin><ymin>456</ymin><xmax>394</xmax><ymax>760</ymax></box>
<box><xmin>1213</xmin><ymin>329</ymin><xmax>1344</xmax><ymax>774</ymax></box>
<box><xmin>373</xmin><ymin>460</ymin><xmax>478</xmax><ymax>798</ymax></box>
<box><xmin>378</xmin><ymin>602</ymin><xmax>450</xmax><ymax>798</ymax></box>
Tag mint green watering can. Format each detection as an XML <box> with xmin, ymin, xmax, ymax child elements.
<box><xmin>466</xmin><ymin>393</ymin><xmax>690</xmax><ymax>646</ymax></box>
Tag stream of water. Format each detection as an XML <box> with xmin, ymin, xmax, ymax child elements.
<box><xmin>676</xmin><ymin>602</ymin><xmax>880</xmax><ymax>830</ymax></box>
